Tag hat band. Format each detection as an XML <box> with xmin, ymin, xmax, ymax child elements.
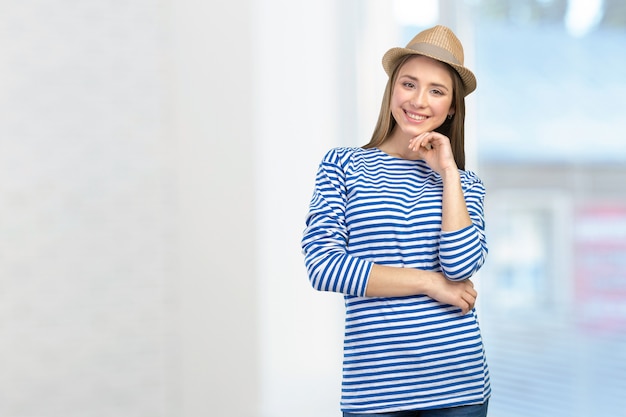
<box><xmin>407</xmin><ymin>42</ymin><xmax>461</xmax><ymax>66</ymax></box>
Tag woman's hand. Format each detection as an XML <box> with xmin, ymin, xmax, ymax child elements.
<box><xmin>426</xmin><ymin>273</ymin><xmax>477</xmax><ymax>315</ymax></box>
<box><xmin>408</xmin><ymin>131</ymin><xmax>457</xmax><ymax>174</ymax></box>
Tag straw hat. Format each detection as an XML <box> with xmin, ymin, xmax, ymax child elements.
<box><xmin>382</xmin><ymin>25</ymin><xmax>476</xmax><ymax>96</ymax></box>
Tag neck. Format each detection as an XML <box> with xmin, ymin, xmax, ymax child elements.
<box><xmin>378</xmin><ymin>130</ymin><xmax>420</xmax><ymax>160</ymax></box>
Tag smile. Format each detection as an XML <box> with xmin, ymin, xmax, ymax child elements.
<box><xmin>405</xmin><ymin>111</ymin><xmax>428</xmax><ymax>121</ymax></box>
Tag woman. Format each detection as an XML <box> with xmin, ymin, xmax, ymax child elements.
<box><xmin>301</xmin><ymin>25</ymin><xmax>490</xmax><ymax>416</ymax></box>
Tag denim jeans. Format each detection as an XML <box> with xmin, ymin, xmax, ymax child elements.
<box><xmin>342</xmin><ymin>400</ymin><xmax>489</xmax><ymax>417</ymax></box>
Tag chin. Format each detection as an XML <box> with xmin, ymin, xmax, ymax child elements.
<box><xmin>403</xmin><ymin>127</ymin><xmax>429</xmax><ymax>137</ymax></box>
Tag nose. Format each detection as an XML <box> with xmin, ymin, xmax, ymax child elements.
<box><xmin>410</xmin><ymin>89</ymin><xmax>428</xmax><ymax>108</ymax></box>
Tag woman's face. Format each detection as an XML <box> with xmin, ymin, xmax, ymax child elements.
<box><xmin>390</xmin><ymin>55</ymin><xmax>454</xmax><ymax>139</ymax></box>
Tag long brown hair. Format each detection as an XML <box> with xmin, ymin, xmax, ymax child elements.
<box><xmin>363</xmin><ymin>55</ymin><xmax>468</xmax><ymax>170</ymax></box>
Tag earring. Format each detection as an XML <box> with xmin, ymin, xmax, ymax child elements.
<box><xmin>447</xmin><ymin>114</ymin><xmax>453</xmax><ymax>120</ymax></box>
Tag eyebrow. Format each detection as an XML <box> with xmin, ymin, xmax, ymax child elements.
<box><xmin>399</xmin><ymin>74</ymin><xmax>451</xmax><ymax>91</ymax></box>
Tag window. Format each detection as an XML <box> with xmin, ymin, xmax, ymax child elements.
<box><xmin>378</xmin><ymin>1</ymin><xmax>626</xmax><ymax>415</ymax></box>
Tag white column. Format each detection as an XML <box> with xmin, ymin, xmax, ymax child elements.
<box><xmin>252</xmin><ymin>1</ymin><xmax>346</xmax><ymax>416</ymax></box>
<box><xmin>169</xmin><ymin>1</ymin><xmax>259</xmax><ymax>416</ymax></box>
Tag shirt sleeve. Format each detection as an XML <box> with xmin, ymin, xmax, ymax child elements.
<box><xmin>301</xmin><ymin>149</ymin><xmax>373</xmax><ymax>296</ymax></box>
<box><xmin>438</xmin><ymin>171</ymin><xmax>488</xmax><ymax>281</ymax></box>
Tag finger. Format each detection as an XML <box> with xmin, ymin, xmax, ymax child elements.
<box><xmin>417</xmin><ymin>136</ymin><xmax>434</xmax><ymax>151</ymax></box>
<box><xmin>409</xmin><ymin>132</ymin><xmax>428</xmax><ymax>145</ymax></box>
<box><xmin>462</xmin><ymin>291</ymin><xmax>476</xmax><ymax>307</ymax></box>
<box><xmin>461</xmin><ymin>301</ymin><xmax>470</xmax><ymax>315</ymax></box>
<box><xmin>410</xmin><ymin>136</ymin><xmax>433</xmax><ymax>152</ymax></box>
<box><xmin>409</xmin><ymin>132</ymin><xmax>426</xmax><ymax>141</ymax></box>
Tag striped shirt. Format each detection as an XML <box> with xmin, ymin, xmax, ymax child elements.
<box><xmin>301</xmin><ymin>147</ymin><xmax>491</xmax><ymax>413</ymax></box>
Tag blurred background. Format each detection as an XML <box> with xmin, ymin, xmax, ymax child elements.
<box><xmin>0</xmin><ymin>0</ymin><xmax>624</xmax><ymax>416</ymax></box>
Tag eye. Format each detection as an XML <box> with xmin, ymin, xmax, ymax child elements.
<box><xmin>402</xmin><ymin>81</ymin><xmax>416</xmax><ymax>89</ymax></box>
<box><xmin>430</xmin><ymin>89</ymin><xmax>444</xmax><ymax>96</ymax></box>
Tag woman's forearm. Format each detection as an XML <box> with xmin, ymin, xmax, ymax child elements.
<box><xmin>364</xmin><ymin>263</ymin><xmax>477</xmax><ymax>314</ymax></box>
<box><xmin>440</xmin><ymin>168</ymin><xmax>472</xmax><ymax>232</ymax></box>
<box><xmin>365</xmin><ymin>263</ymin><xmax>434</xmax><ymax>297</ymax></box>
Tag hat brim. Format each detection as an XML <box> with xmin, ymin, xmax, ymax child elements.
<box><xmin>382</xmin><ymin>47</ymin><xmax>477</xmax><ymax>96</ymax></box>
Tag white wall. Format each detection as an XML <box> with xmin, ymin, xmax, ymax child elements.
<box><xmin>0</xmin><ymin>0</ymin><xmax>373</xmax><ymax>416</ymax></box>
<box><xmin>0</xmin><ymin>1</ymin><xmax>175</xmax><ymax>416</ymax></box>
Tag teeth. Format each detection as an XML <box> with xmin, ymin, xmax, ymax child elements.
<box><xmin>406</xmin><ymin>112</ymin><xmax>427</xmax><ymax>121</ymax></box>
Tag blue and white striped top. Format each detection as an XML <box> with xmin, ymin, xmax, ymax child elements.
<box><xmin>301</xmin><ymin>147</ymin><xmax>490</xmax><ymax>413</ymax></box>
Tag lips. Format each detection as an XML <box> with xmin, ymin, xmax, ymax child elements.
<box><xmin>405</xmin><ymin>110</ymin><xmax>428</xmax><ymax>122</ymax></box>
